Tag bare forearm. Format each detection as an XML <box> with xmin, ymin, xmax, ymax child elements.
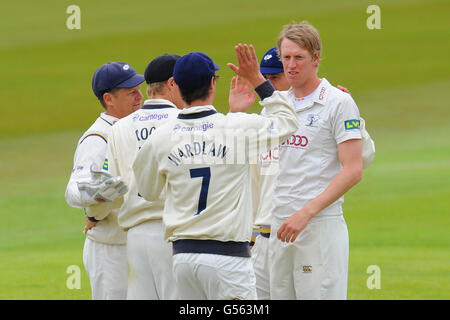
<box><xmin>277</xmin><ymin>165</ymin><xmax>362</xmax><ymax>242</ymax></box>
<box><xmin>302</xmin><ymin>166</ymin><xmax>363</xmax><ymax>218</ymax></box>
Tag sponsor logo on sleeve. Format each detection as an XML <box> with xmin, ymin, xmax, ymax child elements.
<box><xmin>102</xmin><ymin>159</ymin><xmax>108</xmax><ymax>170</ymax></box>
<box><xmin>344</xmin><ymin>119</ymin><xmax>361</xmax><ymax>130</ymax></box>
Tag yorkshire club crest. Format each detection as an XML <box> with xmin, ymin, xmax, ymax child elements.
<box><xmin>306</xmin><ymin>114</ymin><xmax>320</xmax><ymax>126</ymax></box>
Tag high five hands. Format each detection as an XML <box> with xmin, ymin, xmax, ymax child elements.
<box><xmin>227</xmin><ymin>44</ymin><xmax>265</xmax><ymax>113</ymax></box>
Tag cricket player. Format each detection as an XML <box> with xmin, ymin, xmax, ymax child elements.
<box><xmin>232</xmin><ymin>46</ymin><xmax>376</xmax><ymax>300</ymax></box>
<box><xmin>132</xmin><ymin>47</ymin><xmax>299</xmax><ymax>300</ymax></box>
<box><xmin>65</xmin><ymin>62</ymin><xmax>145</xmax><ymax>299</ymax></box>
<box><xmin>268</xmin><ymin>22</ymin><xmax>365</xmax><ymax>300</ymax></box>
<box><xmin>105</xmin><ymin>54</ymin><xmax>182</xmax><ymax>299</ymax></box>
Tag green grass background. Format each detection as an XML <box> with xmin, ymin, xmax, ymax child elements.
<box><xmin>0</xmin><ymin>0</ymin><xmax>449</xmax><ymax>299</ymax></box>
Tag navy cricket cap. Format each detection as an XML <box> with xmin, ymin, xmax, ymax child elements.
<box><xmin>260</xmin><ymin>47</ymin><xmax>284</xmax><ymax>75</ymax></box>
<box><xmin>144</xmin><ymin>54</ymin><xmax>181</xmax><ymax>84</ymax></box>
<box><xmin>173</xmin><ymin>52</ymin><xmax>219</xmax><ymax>90</ymax></box>
<box><xmin>92</xmin><ymin>62</ymin><xmax>145</xmax><ymax>100</ymax></box>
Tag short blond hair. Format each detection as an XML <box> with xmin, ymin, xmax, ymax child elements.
<box><xmin>277</xmin><ymin>21</ymin><xmax>322</xmax><ymax>61</ymax></box>
<box><xmin>146</xmin><ymin>81</ymin><xmax>167</xmax><ymax>98</ymax></box>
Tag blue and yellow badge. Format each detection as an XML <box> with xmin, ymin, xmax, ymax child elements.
<box><xmin>102</xmin><ymin>158</ymin><xmax>108</xmax><ymax>171</ymax></box>
<box><xmin>344</xmin><ymin>119</ymin><xmax>360</xmax><ymax>130</ymax></box>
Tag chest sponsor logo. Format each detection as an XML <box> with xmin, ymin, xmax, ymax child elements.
<box><xmin>344</xmin><ymin>119</ymin><xmax>361</xmax><ymax>130</ymax></box>
<box><xmin>281</xmin><ymin>134</ymin><xmax>308</xmax><ymax>148</ymax></box>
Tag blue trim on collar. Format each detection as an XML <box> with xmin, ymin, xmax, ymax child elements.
<box><xmin>177</xmin><ymin>109</ymin><xmax>217</xmax><ymax>119</ymax></box>
<box><xmin>141</xmin><ymin>104</ymin><xmax>176</xmax><ymax>110</ymax></box>
<box><xmin>100</xmin><ymin>117</ymin><xmax>114</xmax><ymax>126</ymax></box>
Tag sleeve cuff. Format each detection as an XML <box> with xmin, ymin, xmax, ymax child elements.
<box><xmin>255</xmin><ymin>80</ymin><xmax>275</xmax><ymax>101</ymax></box>
<box><xmin>86</xmin><ymin>215</ymin><xmax>99</xmax><ymax>222</ymax></box>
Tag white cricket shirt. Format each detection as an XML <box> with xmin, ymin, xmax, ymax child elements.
<box><xmin>272</xmin><ymin>78</ymin><xmax>362</xmax><ymax>220</ymax></box>
<box><xmin>106</xmin><ymin>99</ymin><xmax>180</xmax><ymax>230</ymax></box>
<box><xmin>132</xmin><ymin>91</ymin><xmax>299</xmax><ymax>243</ymax></box>
<box><xmin>251</xmin><ymin>107</ymin><xmax>280</xmax><ymax>228</ymax></box>
<box><xmin>65</xmin><ymin>112</ymin><xmax>126</xmax><ymax>245</ymax></box>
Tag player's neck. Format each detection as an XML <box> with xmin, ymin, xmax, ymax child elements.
<box><xmin>149</xmin><ymin>94</ymin><xmax>171</xmax><ymax>102</ymax></box>
<box><xmin>186</xmin><ymin>95</ymin><xmax>214</xmax><ymax>109</ymax></box>
<box><xmin>292</xmin><ymin>76</ymin><xmax>321</xmax><ymax>98</ymax></box>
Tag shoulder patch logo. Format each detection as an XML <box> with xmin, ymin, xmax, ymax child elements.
<box><xmin>344</xmin><ymin>119</ymin><xmax>361</xmax><ymax>130</ymax></box>
<box><xmin>102</xmin><ymin>158</ymin><xmax>108</xmax><ymax>171</ymax></box>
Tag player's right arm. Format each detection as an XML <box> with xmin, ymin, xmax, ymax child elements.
<box><xmin>65</xmin><ymin>134</ymin><xmax>109</xmax><ymax>208</ymax></box>
<box><xmin>132</xmin><ymin>136</ymin><xmax>166</xmax><ymax>203</ymax></box>
<box><xmin>105</xmin><ymin>126</ymin><xmax>121</xmax><ymax>178</ymax></box>
<box><xmin>244</xmin><ymin>90</ymin><xmax>298</xmax><ymax>163</ymax></box>
<box><xmin>360</xmin><ymin>117</ymin><xmax>375</xmax><ymax>168</ymax></box>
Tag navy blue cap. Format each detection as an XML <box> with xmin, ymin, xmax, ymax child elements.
<box><xmin>173</xmin><ymin>52</ymin><xmax>219</xmax><ymax>90</ymax></box>
<box><xmin>92</xmin><ymin>62</ymin><xmax>145</xmax><ymax>100</ymax></box>
<box><xmin>144</xmin><ymin>54</ymin><xmax>181</xmax><ymax>84</ymax></box>
<box><xmin>260</xmin><ymin>47</ymin><xmax>284</xmax><ymax>75</ymax></box>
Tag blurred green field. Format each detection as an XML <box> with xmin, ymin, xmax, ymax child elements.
<box><xmin>0</xmin><ymin>0</ymin><xmax>449</xmax><ymax>299</ymax></box>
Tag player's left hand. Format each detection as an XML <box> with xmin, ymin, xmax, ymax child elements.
<box><xmin>277</xmin><ymin>210</ymin><xmax>312</xmax><ymax>243</ymax></box>
<box><xmin>77</xmin><ymin>164</ymin><xmax>128</xmax><ymax>204</ymax></box>
<box><xmin>229</xmin><ymin>76</ymin><xmax>256</xmax><ymax>113</ymax></box>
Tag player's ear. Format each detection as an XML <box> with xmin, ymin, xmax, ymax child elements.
<box><xmin>312</xmin><ymin>52</ymin><xmax>320</xmax><ymax>67</ymax></box>
<box><xmin>210</xmin><ymin>76</ymin><xmax>216</xmax><ymax>89</ymax></box>
<box><xmin>167</xmin><ymin>77</ymin><xmax>175</xmax><ymax>88</ymax></box>
<box><xmin>103</xmin><ymin>92</ymin><xmax>113</xmax><ymax>105</ymax></box>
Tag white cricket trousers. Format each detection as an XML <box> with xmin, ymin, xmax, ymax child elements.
<box><xmin>172</xmin><ymin>253</ymin><xmax>257</xmax><ymax>300</ymax></box>
<box><xmin>251</xmin><ymin>235</ymin><xmax>271</xmax><ymax>300</ymax></box>
<box><xmin>83</xmin><ymin>238</ymin><xmax>127</xmax><ymax>300</ymax></box>
<box><xmin>126</xmin><ymin>219</ymin><xmax>177</xmax><ymax>299</ymax></box>
<box><xmin>269</xmin><ymin>215</ymin><xmax>349</xmax><ymax>300</ymax></box>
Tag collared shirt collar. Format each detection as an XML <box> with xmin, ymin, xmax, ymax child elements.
<box><xmin>100</xmin><ymin>112</ymin><xmax>119</xmax><ymax>126</ymax></box>
<box><xmin>142</xmin><ymin>98</ymin><xmax>178</xmax><ymax>109</ymax></box>
<box><xmin>288</xmin><ymin>78</ymin><xmax>331</xmax><ymax>111</ymax></box>
<box><xmin>177</xmin><ymin>105</ymin><xmax>217</xmax><ymax>119</ymax></box>
<box><xmin>178</xmin><ymin>105</ymin><xmax>217</xmax><ymax>115</ymax></box>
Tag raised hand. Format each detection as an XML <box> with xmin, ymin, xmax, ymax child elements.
<box><xmin>229</xmin><ymin>76</ymin><xmax>257</xmax><ymax>113</ymax></box>
<box><xmin>227</xmin><ymin>44</ymin><xmax>266</xmax><ymax>88</ymax></box>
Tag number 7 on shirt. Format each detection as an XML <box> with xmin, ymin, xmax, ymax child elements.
<box><xmin>189</xmin><ymin>167</ymin><xmax>211</xmax><ymax>215</ymax></box>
